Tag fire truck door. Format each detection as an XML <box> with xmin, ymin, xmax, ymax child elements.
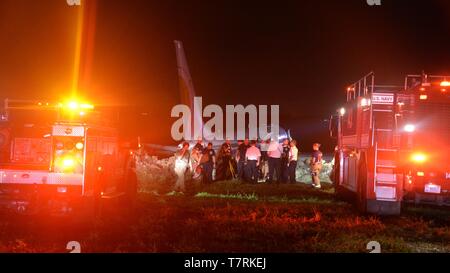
<box><xmin>343</xmin><ymin>155</ymin><xmax>358</xmax><ymax>192</ymax></box>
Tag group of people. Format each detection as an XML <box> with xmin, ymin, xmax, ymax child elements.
<box><xmin>173</xmin><ymin>138</ymin><xmax>323</xmax><ymax>192</ymax></box>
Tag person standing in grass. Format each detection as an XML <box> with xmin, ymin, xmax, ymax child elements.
<box><xmin>245</xmin><ymin>140</ymin><xmax>261</xmax><ymax>184</ymax></box>
<box><xmin>267</xmin><ymin>139</ymin><xmax>283</xmax><ymax>183</ymax></box>
<box><xmin>236</xmin><ymin>138</ymin><xmax>250</xmax><ymax>181</ymax></box>
<box><xmin>191</xmin><ymin>146</ymin><xmax>203</xmax><ymax>180</ymax></box>
<box><xmin>288</xmin><ymin>140</ymin><xmax>299</xmax><ymax>183</ymax></box>
<box><xmin>281</xmin><ymin>138</ymin><xmax>291</xmax><ymax>183</ymax></box>
<box><xmin>217</xmin><ymin>139</ymin><xmax>234</xmax><ymax>180</ymax></box>
<box><xmin>174</xmin><ymin>142</ymin><xmax>190</xmax><ymax>192</ymax></box>
<box><xmin>310</xmin><ymin>143</ymin><xmax>323</xmax><ymax>189</ymax></box>
<box><xmin>202</xmin><ymin>142</ymin><xmax>216</xmax><ymax>184</ymax></box>
<box><xmin>259</xmin><ymin>139</ymin><xmax>270</xmax><ymax>182</ymax></box>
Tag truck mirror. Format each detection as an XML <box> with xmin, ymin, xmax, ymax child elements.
<box><xmin>329</xmin><ymin>115</ymin><xmax>338</xmax><ymax>139</ymax></box>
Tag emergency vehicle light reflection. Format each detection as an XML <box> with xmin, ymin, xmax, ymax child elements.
<box><xmin>62</xmin><ymin>158</ymin><xmax>75</xmax><ymax>169</ymax></box>
<box><xmin>75</xmin><ymin>142</ymin><xmax>84</xmax><ymax>150</ymax></box>
<box><xmin>360</xmin><ymin>98</ymin><xmax>371</xmax><ymax>107</ymax></box>
<box><xmin>404</xmin><ymin>124</ymin><xmax>416</xmax><ymax>133</ymax></box>
<box><xmin>411</xmin><ymin>153</ymin><xmax>427</xmax><ymax>163</ymax></box>
<box><xmin>440</xmin><ymin>81</ymin><xmax>450</xmax><ymax>87</ymax></box>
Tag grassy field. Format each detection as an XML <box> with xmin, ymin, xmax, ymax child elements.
<box><xmin>0</xmin><ymin>181</ymin><xmax>449</xmax><ymax>253</ymax></box>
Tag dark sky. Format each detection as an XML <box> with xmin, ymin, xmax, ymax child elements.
<box><xmin>1</xmin><ymin>0</ymin><xmax>450</xmax><ymax>148</ymax></box>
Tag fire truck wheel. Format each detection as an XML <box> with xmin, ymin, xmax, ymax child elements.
<box><xmin>356</xmin><ymin>152</ymin><xmax>368</xmax><ymax>213</ymax></box>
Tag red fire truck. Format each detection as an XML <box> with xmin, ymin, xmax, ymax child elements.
<box><xmin>330</xmin><ymin>72</ymin><xmax>450</xmax><ymax>215</ymax></box>
<box><xmin>0</xmin><ymin>99</ymin><xmax>137</xmax><ymax>216</ymax></box>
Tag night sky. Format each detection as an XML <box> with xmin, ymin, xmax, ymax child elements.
<box><xmin>1</xmin><ymin>0</ymin><xmax>449</xmax><ymax>150</ymax></box>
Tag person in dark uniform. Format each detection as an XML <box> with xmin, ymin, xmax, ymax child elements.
<box><xmin>267</xmin><ymin>139</ymin><xmax>282</xmax><ymax>183</ymax></box>
<box><xmin>236</xmin><ymin>138</ymin><xmax>250</xmax><ymax>181</ymax></box>
<box><xmin>258</xmin><ymin>139</ymin><xmax>270</xmax><ymax>182</ymax></box>
<box><xmin>202</xmin><ymin>142</ymin><xmax>216</xmax><ymax>183</ymax></box>
<box><xmin>280</xmin><ymin>139</ymin><xmax>290</xmax><ymax>183</ymax></box>
<box><xmin>217</xmin><ymin>139</ymin><xmax>234</xmax><ymax>180</ymax></box>
<box><xmin>310</xmin><ymin>143</ymin><xmax>323</xmax><ymax>189</ymax></box>
<box><xmin>216</xmin><ymin>143</ymin><xmax>226</xmax><ymax>181</ymax></box>
<box><xmin>288</xmin><ymin>140</ymin><xmax>299</xmax><ymax>183</ymax></box>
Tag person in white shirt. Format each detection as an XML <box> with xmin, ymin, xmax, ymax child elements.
<box><xmin>174</xmin><ymin>142</ymin><xmax>191</xmax><ymax>192</ymax></box>
<box><xmin>288</xmin><ymin>140</ymin><xmax>299</xmax><ymax>183</ymax></box>
<box><xmin>267</xmin><ymin>139</ymin><xmax>283</xmax><ymax>183</ymax></box>
<box><xmin>245</xmin><ymin>140</ymin><xmax>261</xmax><ymax>183</ymax></box>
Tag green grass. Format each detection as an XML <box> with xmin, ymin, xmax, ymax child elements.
<box><xmin>0</xmin><ymin>181</ymin><xmax>449</xmax><ymax>253</ymax></box>
<box><xmin>195</xmin><ymin>191</ymin><xmax>344</xmax><ymax>205</ymax></box>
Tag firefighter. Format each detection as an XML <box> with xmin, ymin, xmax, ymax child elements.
<box><xmin>245</xmin><ymin>140</ymin><xmax>261</xmax><ymax>184</ymax></box>
<box><xmin>281</xmin><ymin>138</ymin><xmax>290</xmax><ymax>183</ymax></box>
<box><xmin>288</xmin><ymin>140</ymin><xmax>299</xmax><ymax>183</ymax></box>
<box><xmin>174</xmin><ymin>142</ymin><xmax>191</xmax><ymax>192</ymax></box>
<box><xmin>310</xmin><ymin>143</ymin><xmax>323</xmax><ymax>189</ymax></box>
<box><xmin>202</xmin><ymin>142</ymin><xmax>216</xmax><ymax>183</ymax></box>
<box><xmin>267</xmin><ymin>139</ymin><xmax>282</xmax><ymax>183</ymax></box>
<box><xmin>236</xmin><ymin>138</ymin><xmax>250</xmax><ymax>181</ymax></box>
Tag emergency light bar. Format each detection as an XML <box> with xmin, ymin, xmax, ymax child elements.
<box><xmin>405</xmin><ymin>74</ymin><xmax>450</xmax><ymax>91</ymax></box>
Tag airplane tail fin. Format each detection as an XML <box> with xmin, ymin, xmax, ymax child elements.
<box><xmin>174</xmin><ymin>40</ymin><xmax>203</xmax><ymax>140</ymax></box>
<box><xmin>287</xmin><ymin>129</ymin><xmax>292</xmax><ymax>141</ymax></box>
<box><xmin>174</xmin><ymin>40</ymin><xmax>196</xmax><ymax>108</ymax></box>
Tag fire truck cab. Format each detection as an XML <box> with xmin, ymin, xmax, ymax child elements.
<box><xmin>330</xmin><ymin>72</ymin><xmax>450</xmax><ymax>215</ymax></box>
<box><xmin>0</xmin><ymin>99</ymin><xmax>137</xmax><ymax>216</ymax></box>
<box><xmin>401</xmin><ymin>74</ymin><xmax>450</xmax><ymax>206</ymax></box>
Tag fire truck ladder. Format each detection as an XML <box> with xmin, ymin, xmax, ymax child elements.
<box><xmin>374</xmin><ymin>145</ymin><xmax>398</xmax><ymax>183</ymax></box>
<box><xmin>372</xmin><ymin>99</ymin><xmax>399</xmax><ymax>201</ymax></box>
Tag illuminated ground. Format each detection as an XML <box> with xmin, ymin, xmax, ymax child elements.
<box><xmin>0</xmin><ymin>182</ymin><xmax>449</xmax><ymax>253</ymax></box>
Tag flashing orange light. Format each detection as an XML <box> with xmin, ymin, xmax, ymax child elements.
<box><xmin>67</xmin><ymin>101</ymin><xmax>79</xmax><ymax>110</ymax></box>
<box><xmin>419</xmin><ymin>87</ymin><xmax>426</xmax><ymax>92</ymax></box>
<box><xmin>419</xmin><ymin>94</ymin><xmax>428</xmax><ymax>100</ymax></box>
<box><xmin>411</xmin><ymin>153</ymin><xmax>427</xmax><ymax>164</ymax></box>
<box><xmin>63</xmin><ymin>101</ymin><xmax>95</xmax><ymax>111</ymax></box>
<box><xmin>440</xmin><ymin>81</ymin><xmax>450</xmax><ymax>87</ymax></box>
<box><xmin>75</xmin><ymin>142</ymin><xmax>84</xmax><ymax>150</ymax></box>
<box><xmin>417</xmin><ymin>171</ymin><xmax>425</xmax><ymax>177</ymax></box>
<box><xmin>62</xmin><ymin>158</ymin><xmax>75</xmax><ymax>168</ymax></box>
<box><xmin>80</xmin><ymin>103</ymin><xmax>94</xmax><ymax>110</ymax></box>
